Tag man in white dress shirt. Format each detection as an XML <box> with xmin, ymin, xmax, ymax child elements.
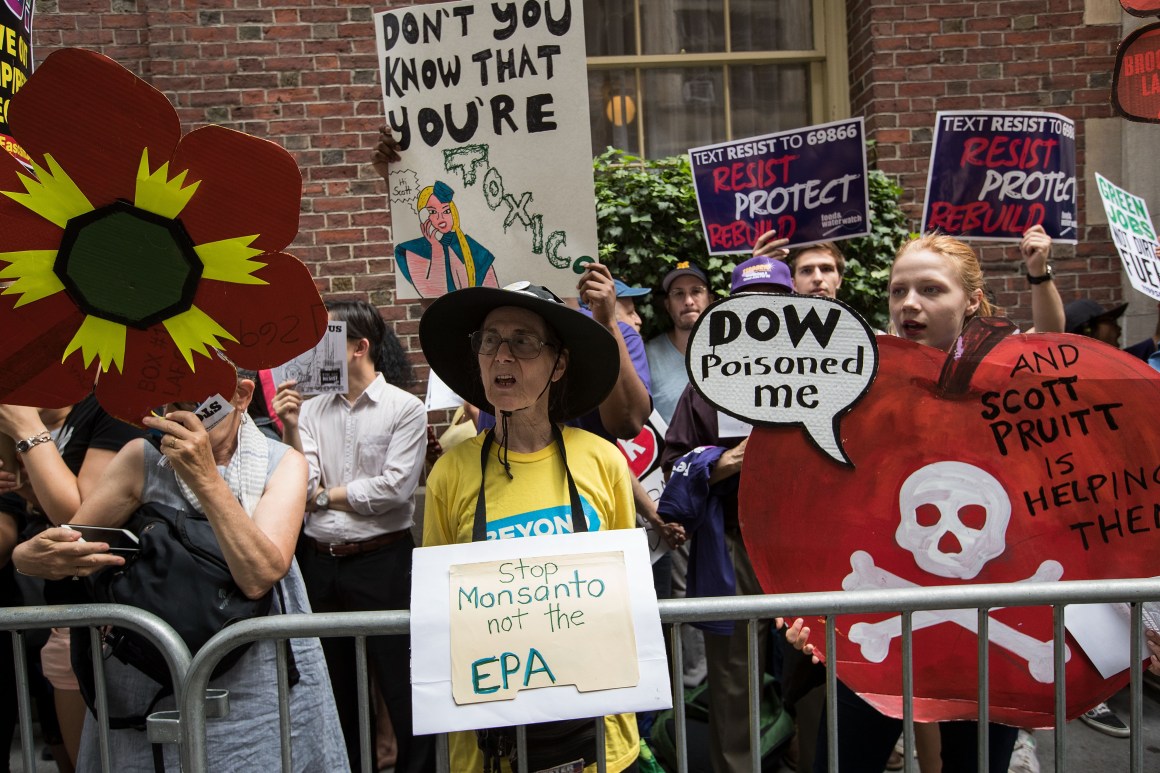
<box><xmin>274</xmin><ymin>300</ymin><xmax>432</xmax><ymax>773</ymax></box>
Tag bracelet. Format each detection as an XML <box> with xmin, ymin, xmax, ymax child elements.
<box><xmin>1027</xmin><ymin>265</ymin><xmax>1054</xmax><ymax>285</ymax></box>
<box><xmin>15</xmin><ymin>431</ymin><xmax>53</xmax><ymax>454</ymax></box>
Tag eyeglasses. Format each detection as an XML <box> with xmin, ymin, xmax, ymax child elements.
<box><xmin>470</xmin><ymin>330</ymin><xmax>557</xmax><ymax>359</ymax></box>
<box><xmin>667</xmin><ymin>285</ymin><xmax>708</xmax><ymax>301</ymax></box>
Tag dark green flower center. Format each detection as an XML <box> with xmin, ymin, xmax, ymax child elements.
<box><xmin>55</xmin><ymin>201</ymin><xmax>203</xmax><ymax>329</ymax></box>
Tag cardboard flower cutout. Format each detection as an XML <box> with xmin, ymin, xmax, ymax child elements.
<box><xmin>0</xmin><ymin>49</ymin><xmax>327</xmax><ymax>423</ymax></box>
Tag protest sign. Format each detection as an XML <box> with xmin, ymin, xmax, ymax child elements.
<box><xmin>0</xmin><ymin>0</ymin><xmax>31</xmax><ymax>165</ymax></box>
<box><xmin>375</xmin><ymin>0</ymin><xmax>598</xmax><ymax>300</ymax></box>
<box><xmin>737</xmin><ymin>318</ymin><xmax>1160</xmax><ymax>726</ymax></box>
<box><xmin>270</xmin><ymin>320</ymin><xmax>348</xmax><ymax>395</ymax></box>
<box><xmin>616</xmin><ymin>409</ymin><xmax>670</xmax><ymax>562</ymax></box>
<box><xmin>685</xmin><ymin>294</ymin><xmax>878</xmax><ymax>466</ymax></box>
<box><xmin>1094</xmin><ymin>173</ymin><xmax>1160</xmax><ymax>301</ymax></box>
<box><xmin>688</xmin><ymin>118</ymin><xmax>869</xmax><ymax>254</ymax></box>
<box><xmin>922</xmin><ymin>111</ymin><xmax>1077</xmax><ymax>243</ymax></box>
<box><xmin>1113</xmin><ymin>22</ymin><xmax>1160</xmax><ymax>124</ymax></box>
<box><xmin>0</xmin><ymin>49</ymin><xmax>328</xmax><ymax>425</ymax></box>
<box><xmin>449</xmin><ymin>551</ymin><xmax>638</xmax><ymax>704</ymax></box>
<box><xmin>1119</xmin><ymin>0</ymin><xmax>1160</xmax><ymax>16</ymax></box>
<box><xmin>410</xmin><ymin>529</ymin><xmax>670</xmax><ymax>734</ymax></box>
<box><xmin>425</xmin><ymin>369</ymin><xmax>464</xmax><ymax>411</ymax></box>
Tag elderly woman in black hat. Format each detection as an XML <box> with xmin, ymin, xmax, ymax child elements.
<box><xmin>421</xmin><ymin>281</ymin><xmax>640</xmax><ymax>772</ymax></box>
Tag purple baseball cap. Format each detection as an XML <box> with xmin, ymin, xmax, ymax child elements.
<box><xmin>730</xmin><ymin>256</ymin><xmax>793</xmax><ymax>294</ymax></box>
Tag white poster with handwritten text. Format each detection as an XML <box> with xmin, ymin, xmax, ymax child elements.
<box><xmin>410</xmin><ymin>529</ymin><xmax>670</xmax><ymax>733</ymax></box>
<box><xmin>376</xmin><ymin>0</ymin><xmax>598</xmax><ymax>300</ymax></box>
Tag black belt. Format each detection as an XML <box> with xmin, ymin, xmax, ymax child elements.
<box><xmin>308</xmin><ymin>530</ymin><xmax>408</xmax><ymax>557</ymax></box>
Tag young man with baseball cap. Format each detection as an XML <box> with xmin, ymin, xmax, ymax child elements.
<box><xmin>657</xmin><ymin>261</ymin><xmax>795</xmax><ymax>773</ymax></box>
<box><xmin>645</xmin><ymin>261</ymin><xmax>712</xmax><ymax>425</ymax></box>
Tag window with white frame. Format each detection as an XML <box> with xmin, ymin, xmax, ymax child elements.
<box><xmin>585</xmin><ymin>0</ymin><xmax>850</xmax><ymax>158</ymax></box>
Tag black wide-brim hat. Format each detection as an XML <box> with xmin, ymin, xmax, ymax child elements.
<box><xmin>420</xmin><ymin>282</ymin><xmax>620</xmax><ymax>421</ymax></box>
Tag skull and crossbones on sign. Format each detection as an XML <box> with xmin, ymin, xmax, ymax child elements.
<box><xmin>843</xmin><ymin>460</ymin><xmax>1069</xmax><ymax>683</ymax></box>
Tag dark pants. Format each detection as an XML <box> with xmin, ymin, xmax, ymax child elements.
<box><xmin>298</xmin><ymin>531</ymin><xmax>434</xmax><ymax>773</ymax></box>
<box><xmin>813</xmin><ymin>680</ymin><xmax>1019</xmax><ymax>773</ymax></box>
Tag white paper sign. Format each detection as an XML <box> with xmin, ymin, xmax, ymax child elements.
<box><xmin>1065</xmin><ymin>599</ymin><xmax>1160</xmax><ymax>679</ymax></box>
<box><xmin>270</xmin><ymin>321</ymin><xmax>347</xmax><ymax>395</ymax></box>
<box><xmin>193</xmin><ymin>393</ymin><xmax>233</xmax><ymax>431</ymax></box>
<box><xmin>1095</xmin><ymin>173</ymin><xmax>1160</xmax><ymax>302</ymax></box>
<box><xmin>376</xmin><ymin>0</ymin><xmax>599</xmax><ymax>300</ymax></box>
<box><xmin>716</xmin><ymin>412</ymin><xmax>753</xmax><ymax>440</ymax></box>
<box><xmin>425</xmin><ymin>370</ymin><xmax>465</xmax><ymax>412</ymax></box>
<box><xmin>410</xmin><ymin>529</ymin><xmax>671</xmax><ymax>734</ymax></box>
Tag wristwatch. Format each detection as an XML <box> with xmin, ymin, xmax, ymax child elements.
<box><xmin>1027</xmin><ymin>265</ymin><xmax>1054</xmax><ymax>285</ymax></box>
<box><xmin>314</xmin><ymin>488</ymin><xmax>330</xmax><ymax>510</ymax></box>
<box><xmin>15</xmin><ymin>431</ymin><xmax>52</xmax><ymax>453</ymax></box>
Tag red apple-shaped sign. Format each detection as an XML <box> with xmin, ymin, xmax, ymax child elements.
<box><xmin>740</xmin><ymin>319</ymin><xmax>1160</xmax><ymax>726</ymax></box>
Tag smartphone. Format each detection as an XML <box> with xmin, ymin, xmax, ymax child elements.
<box><xmin>62</xmin><ymin>524</ymin><xmax>141</xmax><ymax>555</ymax></box>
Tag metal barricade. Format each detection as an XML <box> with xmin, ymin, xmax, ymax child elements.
<box><xmin>170</xmin><ymin>576</ymin><xmax>1160</xmax><ymax>773</ymax></box>
<box><xmin>661</xmin><ymin>577</ymin><xmax>1160</xmax><ymax>773</ymax></box>
<box><xmin>0</xmin><ymin>603</ymin><xmax>192</xmax><ymax>773</ymax></box>
<box><xmin>179</xmin><ymin>610</ymin><xmax>410</xmax><ymax>773</ymax></box>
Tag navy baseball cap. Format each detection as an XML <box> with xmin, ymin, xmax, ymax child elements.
<box><xmin>661</xmin><ymin>261</ymin><xmax>709</xmax><ymax>293</ymax></box>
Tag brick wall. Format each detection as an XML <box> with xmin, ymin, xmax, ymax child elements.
<box><xmin>34</xmin><ymin>0</ymin><xmax>434</xmax><ymax>385</ymax></box>
<box><xmin>33</xmin><ymin>0</ymin><xmax>1125</xmax><ymax>351</ymax></box>
<box><xmin>845</xmin><ymin>0</ymin><xmax>1124</xmax><ymax>327</ymax></box>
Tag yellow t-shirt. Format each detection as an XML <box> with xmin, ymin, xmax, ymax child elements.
<box><xmin>424</xmin><ymin>426</ymin><xmax>640</xmax><ymax>773</ymax></box>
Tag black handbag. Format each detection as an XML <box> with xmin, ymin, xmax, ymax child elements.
<box><xmin>90</xmin><ymin>501</ymin><xmax>276</xmax><ymax>686</ymax></box>
<box><xmin>53</xmin><ymin>501</ymin><xmax>296</xmax><ymax>731</ymax></box>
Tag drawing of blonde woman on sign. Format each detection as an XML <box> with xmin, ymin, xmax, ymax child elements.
<box><xmin>394</xmin><ymin>180</ymin><xmax>499</xmax><ymax>297</ymax></box>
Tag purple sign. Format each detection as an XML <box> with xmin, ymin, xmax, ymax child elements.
<box><xmin>922</xmin><ymin>111</ymin><xmax>1077</xmax><ymax>244</ymax></box>
<box><xmin>688</xmin><ymin>118</ymin><xmax>869</xmax><ymax>256</ymax></box>
<box><xmin>0</xmin><ymin>0</ymin><xmax>31</xmax><ymax>165</ymax></box>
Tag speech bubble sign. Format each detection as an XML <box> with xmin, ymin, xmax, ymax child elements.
<box><xmin>686</xmin><ymin>294</ymin><xmax>879</xmax><ymax>466</ymax></box>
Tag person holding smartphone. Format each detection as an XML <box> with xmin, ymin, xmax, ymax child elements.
<box><xmin>11</xmin><ymin>375</ymin><xmax>349</xmax><ymax>771</ymax></box>
<box><xmin>0</xmin><ymin>396</ymin><xmax>146</xmax><ymax>771</ymax></box>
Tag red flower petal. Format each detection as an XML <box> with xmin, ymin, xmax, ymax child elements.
<box><xmin>0</xmin><ymin>292</ymin><xmax>93</xmax><ymax>407</ymax></box>
<box><xmin>170</xmin><ymin>125</ymin><xmax>301</xmax><ymax>253</ymax></box>
<box><xmin>9</xmin><ymin>49</ymin><xmax>181</xmax><ymax>208</ymax></box>
<box><xmin>94</xmin><ymin>326</ymin><xmax>239</xmax><ymax>426</ymax></box>
<box><xmin>192</xmin><ymin>252</ymin><xmax>327</xmax><ymax>370</ymax></box>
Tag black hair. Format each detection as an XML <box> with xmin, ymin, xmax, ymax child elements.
<box><xmin>544</xmin><ymin>322</ymin><xmax>569</xmax><ymax>423</ymax></box>
<box><xmin>326</xmin><ymin>300</ymin><xmax>413</xmax><ymax>388</ymax></box>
